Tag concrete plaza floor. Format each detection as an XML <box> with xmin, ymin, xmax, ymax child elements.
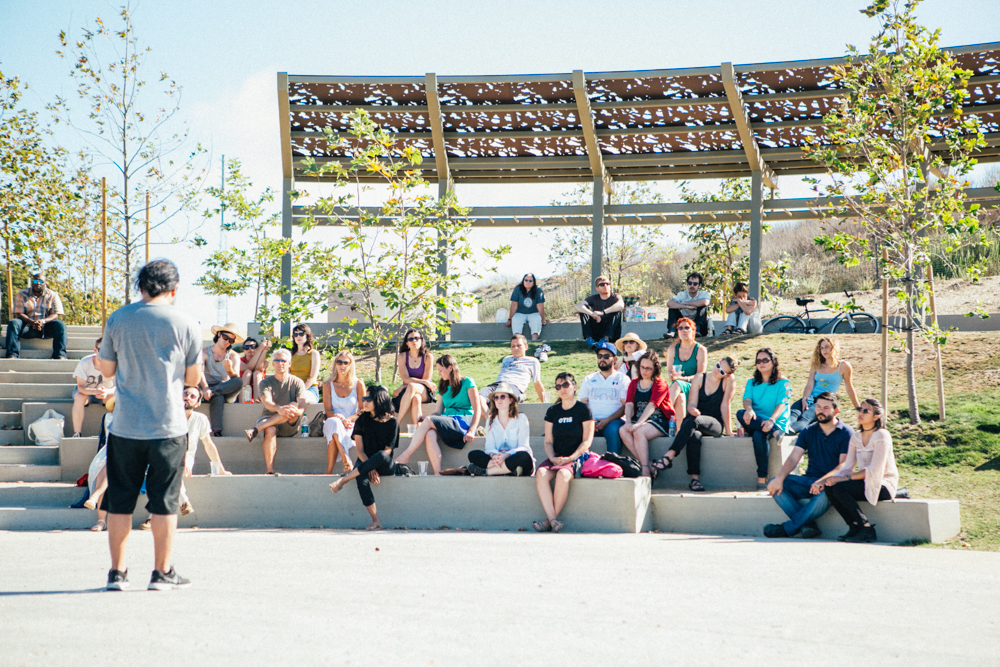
<box><xmin>1</xmin><ymin>528</ymin><xmax>998</xmax><ymax>666</ymax></box>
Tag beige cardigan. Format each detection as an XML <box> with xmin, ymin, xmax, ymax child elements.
<box><xmin>836</xmin><ymin>429</ymin><xmax>899</xmax><ymax>505</ymax></box>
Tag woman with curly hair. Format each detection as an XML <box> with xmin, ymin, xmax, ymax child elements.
<box><xmin>737</xmin><ymin>347</ymin><xmax>792</xmax><ymax>490</ymax></box>
<box><xmin>787</xmin><ymin>337</ymin><xmax>860</xmax><ymax>433</ymax></box>
<box><xmin>620</xmin><ymin>350</ymin><xmax>676</xmax><ymax>478</ymax></box>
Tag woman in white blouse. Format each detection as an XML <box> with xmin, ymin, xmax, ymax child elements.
<box><xmin>810</xmin><ymin>398</ymin><xmax>898</xmax><ymax>543</ymax></box>
<box><xmin>466</xmin><ymin>382</ymin><xmax>535</xmax><ymax>476</ymax></box>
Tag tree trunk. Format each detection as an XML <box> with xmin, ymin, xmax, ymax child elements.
<box><xmin>904</xmin><ymin>268</ymin><xmax>920</xmax><ymax>425</ymax></box>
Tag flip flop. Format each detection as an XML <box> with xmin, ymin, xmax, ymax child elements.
<box><xmin>550</xmin><ymin>519</ymin><xmax>564</xmax><ymax>533</ymax></box>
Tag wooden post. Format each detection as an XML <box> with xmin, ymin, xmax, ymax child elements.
<box><xmin>926</xmin><ymin>264</ymin><xmax>946</xmax><ymax>422</ymax></box>
<box><xmin>880</xmin><ymin>247</ymin><xmax>889</xmax><ymax>408</ymax></box>
<box><xmin>145</xmin><ymin>191</ymin><xmax>150</xmax><ymax>264</ymax></box>
<box><xmin>101</xmin><ymin>178</ymin><xmax>107</xmax><ymax>332</ymax></box>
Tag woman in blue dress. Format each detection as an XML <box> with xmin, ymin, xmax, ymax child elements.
<box><xmin>737</xmin><ymin>347</ymin><xmax>792</xmax><ymax>490</ymax></box>
<box><xmin>787</xmin><ymin>337</ymin><xmax>860</xmax><ymax>433</ymax></box>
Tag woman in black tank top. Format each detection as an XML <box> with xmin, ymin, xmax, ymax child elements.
<box><xmin>650</xmin><ymin>356</ymin><xmax>739</xmax><ymax>491</ymax></box>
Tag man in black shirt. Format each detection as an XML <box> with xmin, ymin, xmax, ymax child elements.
<box><xmin>574</xmin><ymin>275</ymin><xmax>625</xmax><ymax>349</ymax></box>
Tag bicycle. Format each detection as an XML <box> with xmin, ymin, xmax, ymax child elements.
<box><xmin>761</xmin><ymin>291</ymin><xmax>880</xmax><ymax>335</ymax></box>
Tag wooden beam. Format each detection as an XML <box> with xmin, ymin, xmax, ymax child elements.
<box><xmin>721</xmin><ymin>62</ymin><xmax>776</xmax><ymax>190</ymax></box>
<box><xmin>277</xmin><ymin>72</ymin><xmax>293</xmax><ymax>179</ymax></box>
<box><xmin>424</xmin><ymin>73</ymin><xmax>451</xmax><ymax>187</ymax></box>
<box><xmin>572</xmin><ymin>70</ymin><xmax>612</xmax><ymax>195</ymax></box>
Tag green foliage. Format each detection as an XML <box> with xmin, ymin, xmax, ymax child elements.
<box><xmin>298</xmin><ymin>110</ymin><xmax>509</xmax><ymax>383</ymax></box>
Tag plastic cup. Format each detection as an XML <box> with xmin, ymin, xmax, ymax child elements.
<box><xmin>406</xmin><ymin>424</ymin><xmax>416</xmax><ymax>435</ymax></box>
<box><xmin>418</xmin><ymin>461</ymin><xmax>429</xmax><ymax>476</ymax></box>
<box><xmin>210</xmin><ymin>461</ymin><xmax>223</xmax><ymax>476</ymax></box>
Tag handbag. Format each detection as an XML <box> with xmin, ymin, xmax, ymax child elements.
<box><xmin>26</xmin><ymin>409</ymin><xmax>65</xmax><ymax>446</ymax></box>
<box><xmin>581</xmin><ymin>454</ymin><xmax>623</xmax><ymax>479</ymax></box>
<box><xmin>600</xmin><ymin>451</ymin><xmax>642</xmax><ymax>478</ymax></box>
<box><xmin>308</xmin><ymin>411</ymin><xmax>326</xmax><ymax>437</ymax></box>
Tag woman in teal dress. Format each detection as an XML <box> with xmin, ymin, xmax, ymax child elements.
<box><xmin>737</xmin><ymin>347</ymin><xmax>793</xmax><ymax>490</ymax></box>
<box><xmin>664</xmin><ymin>317</ymin><xmax>708</xmax><ymax>419</ymax></box>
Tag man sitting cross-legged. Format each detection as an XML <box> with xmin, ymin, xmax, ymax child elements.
<box><xmin>244</xmin><ymin>348</ymin><xmax>306</xmax><ymax>474</ymax></box>
<box><xmin>764</xmin><ymin>391</ymin><xmax>852</xmax><ymax>539</ymax></box>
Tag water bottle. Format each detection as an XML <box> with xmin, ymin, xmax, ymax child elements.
<box><xmin>668</xmin><ymin>415</ymin><xmax>676</xmax><ymax>438</ymax></box>
<box><xmin>300</xmin><ymin>423</ymin><xmax>309</xmax><ymax>438</ymax></box>
<box><xmin>242</xmin><ymin>385</ymin><xmax>253</xmax><ymax>403</ymax></box>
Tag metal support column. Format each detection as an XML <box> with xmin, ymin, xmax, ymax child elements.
<box><xmin>437</xmin><ymin>179</ymin><xmax>450</xmax><ymax>339</ymax></box>
<box><xmin>280</xmin><ymin>177</ymin><xmax>293</xmax><ymax>338</ymax></box>
<box><xmin>591</xmin><ymin>176</ymin><xmax>605</xmax><ymax>289</ymax></box>
<box><xmin>748</xmin><ymin>171</ymin><xmax>764</xmax><ymax>303</ymax></box>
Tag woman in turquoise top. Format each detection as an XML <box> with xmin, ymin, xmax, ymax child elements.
<box><xmin>394</xmin><ymin>354</ymin><xmax>481</xmax><ymax>475</ymax></box>
<box><xmin>737</xmin><ymin>347</ymin><xmax>793</xmax><ymax>489</ymax></box>
<box><xmin>664</xmin><ymin>317</ymin><xmax>707</xmax><ymax>419</ymax></box>
<box><xmin>787</xmin><ymin>337</ymin><xmax>860</xmax><ymax>433</ymax></box>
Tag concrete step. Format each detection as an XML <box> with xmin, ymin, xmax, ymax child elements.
<box><xmin>649</xmin><ymin>493</ymin><xmax>961</xmax><ymax>545</ymax></box>
<box><xmin>1</xmin><ymin>349</ymin><xmax>88</xmax><ymax>360</ymax></box>
<box><xmin>3</xmin><ymin>337</ymin><xmax>99</xmax><ymax>351</ymax></box>
<box><xmin>0</xmin><ymin>359</ymin><xmax>81</xmax><ymax>372</ymax></box>
<box><xmin>2</xmin><ymin>398</ymin><xmax>68</xmax><ymax>414</ymax></box>
<box><xmin>0</xmin><ymin>482</ymin><xmax>83</xmax><ymax>506</ymax></box>
<box><xmin>0</xmin><ymin>430</ymin><xmax>25</xmax><ymax>445</ymax></box>
<box><xmin>0</xmin><ymin>445</ymin><xmax>59</xmax><ymax>465</ymax></box>
<box><xmin>0</xmin><ymin>412</ymin><xmax>21</xmax><ymax>429</ymax></box>
<box><xmin>0</xmin><ymin>464</ymin><xmax>61</xmax><ymax>482</ymax></box>
<box><xmin>22</xmin><ymin>403</ymin><xmax>107</xmax><ymax>438</ymax></box>
<box><xmin>2</xmin><ymin>325</ymin><xmax>104</xmax><ymax>335</ymax></box>
<box><xmin>0</xmin><ymin>384</ymin><xmax>74</xmax><ymax>399</ymax></box>
<box><xmin>0</xmin><ymin>371</ymin><xmax>77</xmax><ymax>384</ymax></box>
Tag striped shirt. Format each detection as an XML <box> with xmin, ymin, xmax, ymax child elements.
<box><xmin>14</xmin><ymin>287</ymin><xmax>64</xmax><ymax>320</ymax></box>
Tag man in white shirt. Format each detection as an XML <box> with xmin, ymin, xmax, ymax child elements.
<box><xmin>71</xmin><ymin>337</ymin><xmax>116</xmax><ymax>437</ymax></box>
<box><xmin>177</xmin><ymin>385</ymin><xmax>230</xmax><ymax>515</ymax></box>
<box><xmin>479</xmin><ymin>334</ymin><xmax>545</xmax><ymax>408</ymax></box>
<box><xmin>667</xmin><ymin>271</ymin><xmax>712</xmax><ymax>337</ymax></box>
<box><xmin>579</xmin><ymin>342</ymin><xmax>629</xmax><ymax>454</ymax></box>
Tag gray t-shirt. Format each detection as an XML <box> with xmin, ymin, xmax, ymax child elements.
<box><xmin>259</xmin><ymin>374</ymin><xmax>306</xmax><ymax>417</ymax></box>
<box><xmin>99</xmin><ymin>301</ymin><xmax>202</xmax><ymax>440</ymax></box>
<box><xmin>510</xmin><ymin>286</ymin><xmax>545</xmax><ymax>315</ymax></box>
<box><xmin>496</xmin><ymin>355</ymin><xmax>542</xmax><ymax>394</ymax></box>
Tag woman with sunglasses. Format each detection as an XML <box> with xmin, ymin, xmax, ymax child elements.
<box><xmin>651</xmin><ymin>356</ymin><xmax>739</xmax><ymax>491</ymax></box>
<box><xmin>467</xmin><ymin>381</ymin><xmax>534</xmax><ymax>477</ymax></box>
<box><xmin>394</xmin><ymin>355</ymin><xmax>481</xmax><ymax>475</ymax></box>
<box><xmin>664</xmin><ymin>316</ymin><xmax>708</xmax><ymax>419</ymax></box>
<box><xmin>200</xmin><ymin>323</ymin><xmax>245</xmax><ymax>436</ymax></box>
<box><xmin>809</xmin><ymin>398</ymin><xmax>898</xmax><ymax>543</ymax></box>
<box><xmin>620</xmin><ymin>351</ymin><xmax>676</xmax><ymax>478</ymax></box>
<box><xmin>239</xmin><ymin>337</ymin><xmax>271</xmax><ymax>403</ymax></box>
<box><xmin>391</xmin><ymin>328</ymin><xmax>436</xmax><ymax>426</ymax></box>
<box><xmin>737</xmin><ymin>348</ymin><xmax>793</xmax><ymax>490</ymax></box>
<box><xmin>787</xmin><ymin>337</ymin><xmax>860</xmax><ymax>434</ymax></box>
<box><xmin>506</xmin><ymin>273</ymin><xmax>549</xmax><ymax>341</ymax></box>
<box><xmin>323</xmin><ymin>350</ymin><xmax>366</xmax><ymax>474</ymax></box>
<box><xmin>329</xmin><ymin>386</ymin><xmax>401</xmax><ymax>530</ymax></box>
<box><xmin>614</xmin><ymin>332</ymin><xmax>647</xmax><ymax>380</ymax></box>
<box><xmin>534</xmin><ymin>372</ymin><xmax>594</xmax><ymax>532</ymax></box>
<box><xmin>289</xmin><ymin>324</ymin><xmax>321</xmax><ymax>403</ymax></box>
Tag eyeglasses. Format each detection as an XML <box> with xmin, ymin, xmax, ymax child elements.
<box><xmin>640</xmin><ymin>365</ymin><xmax>654</xmax><ymax>373</ymax></box>
<box><xmin>335</xmin><ymin>359</ymin><xmax>351</xmax><ymax>366</ymax></box>
<box><xmin>272</xmin><ymin>358</ymin><xmax>290</xmax><ymax>364</ymax></box>
<box><xmin>687</xmin><ymin>281</ymin><xmax>701</xmax><ymax>286</ymax></box>
<box><xmin>554</xmin><ymin>382</ymin><xmax>573</xmax><ymax>390</ymax></box>
<box><xmin>243</xmin><ymin>344</ymin><xmax>257</xmax><ymax>351</ymax></box>
<box><xmin>677</xmin><ymin>326</ymin><xmax>691</xmax><ymax>331</ymax></box>
<box><xmin>292</xmin><ymin>332</ymin><xmax>306</xmax><ymax>338</ymax></box>
<box><xmin>597</xmin><ymin>353</ymin><xmax>614</xmax><ymax>360</ymax></box>
<box><xmin>855</xmin><ymin>406</ymin><xmax>871</xmax><ymax>414</ymax></box>
<box><xmin>755</xmin><ymin>358</ymin><xmax>772</xmax><ymax>365</ymax></box>
<box><xmin>597</xmin><ymin>282</ymin><xmax>610</xmax><ymax>287</ymax></box>
<box><xmin>220</xmin><ymin>333</ymin><xmax>236</xmax><ymax>343</ymax></box>
<box><xmin>361</xmin><ymin>396</ymin><xmax>373</xmax><ymax>403</ymax></box>
<box><xmin>406</xmin><ymin>336</ymin><xmax>422</xmax><ymax>342</ymax></box>
<box><xmin>715</xmin><ymin>362</ymin><xmax>729</xmax><ymax>375</ymax></box>
<box><xmin>493</xmin><ymin>394</ymin><xmax>512</xmax><ymax>402</ymax></box>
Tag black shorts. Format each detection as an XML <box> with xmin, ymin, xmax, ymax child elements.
<box><xmin>106</xmin><ymin>433</ymin><xmax>187</xmax><ymax>516</ymax></box>
<box><xmin>429</xmin><ymin>415</ymin><xmax>471</xmax><ymax>449</ymax></box>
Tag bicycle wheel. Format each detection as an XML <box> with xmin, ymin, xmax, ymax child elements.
<box><xmin>833</xmin><ymin>313</ymin><xmax>880</xmax><ymax>334</ymax></box>
<box><xmin>761</xmin><ymin>316</ymin><xmax>806</xmax><ymax>334</ymax></box>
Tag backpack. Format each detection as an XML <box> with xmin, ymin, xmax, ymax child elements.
<box><xmin>600</xmin><ymin>451</ymin><xmax>642</xmax><ymax>478</ymax></box>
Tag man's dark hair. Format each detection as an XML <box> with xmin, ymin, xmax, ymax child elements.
<box><xmin>95</xmin><ymin>336</ymin><xmax>103</xmax><ymax>348</ymax></box>
<box><xmin>135</xmin><ymin>260</ymin><xmax>179</xmax><ymax>298</ymax></box>
<box><xmin>686</xmin><ymin>272</ymin><xmax>704</xmax><ymax>286</ymax></box>
<box><xmin>182</xmin><ymin>385</ymin><xmax>203</xmax><ymax>407</ymax></box>
<box><xmin>814</xmin><ymin>391</ymin><xmax>839</xmax><ymax>410</ymax></box>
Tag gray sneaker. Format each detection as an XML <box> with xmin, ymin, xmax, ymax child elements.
<box><xmin>148</xmin><ymin>567</ymin><xmax>192</xmax><ymax>591</ymax></box>
<box><xmin>106</xmin><ymin>569</ymin><xmax>130</xmax><ymax>591</ymax></box>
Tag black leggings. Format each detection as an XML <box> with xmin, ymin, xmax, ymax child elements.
<box><xmin>355</xmin><ymin>450</ymin><xmax>396</xmax><ymax>507</ymax></box>
<box><xmin>825</xmin><ymin>479</ymin><xmax>892</xmax><ymax>527</ymax></box>
<box><xmin>668</xmin><ymin>415</ymin><xmax>722</xmax><ymax>475</ymax></box>
<box><xmin>468</xmin><ymin>450</ymin><xmax>534</xmax><ymax>476</ymax></box>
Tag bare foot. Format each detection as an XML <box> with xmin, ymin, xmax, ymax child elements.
<box><xmin>329</xmin><ymin>479</ymin><xmax>345</xmax><ymax>494</ymax></box>
<box><xmin>343</xmin><ymin>463</ymin><xmax>353</xmax><ymax>474</ymax></box>
<box><xmin>364</xmin><ymin>521</ymin><xmax>382</xmax><ymax>530</ymax></box>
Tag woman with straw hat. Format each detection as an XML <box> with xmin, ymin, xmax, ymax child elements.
<box><xmin>614</xmin><ymin>332</ymin><xmax>647</xmax><ymax>380</ymax></box>
<box><xmin>200</xmin><ymin>323</ymin><xmax>245</xmax><ymax>436</ymax></box>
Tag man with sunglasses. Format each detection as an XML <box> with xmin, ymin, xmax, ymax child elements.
<box><xmin>480</xmin><ymin>334</ymin><xmax>545</xmax><ymax>406</ymax></box>
<box><xmin>244</xmin><ymin>348</ymin><xmax>307</xmax><ymax>474</ymax></box>
<box><xmin>199</xmin><ymin>323</ymin><xmax>245</xmax><ymax>437</ymax></box>
<box><xmin>4</xmin><ymin>271</ymin><xmax>68</xmax><ymax>359</ymax></box>
<box><xmin>666</xmin><ymin>272</ymin><xmax>711</xmax><ymax>338</ymax></box>
<box><xmin>764</xmin><ymin>391</ymin><xmax>852</xmax><ymax>539</ymax></box>
<box><xmin>574</xmin><ymin>275</ymin><xmax>625</xmax><ymax>349</ymax></box>
<box><xmin>578</xmin><ymin>342</ymin><xmax>629</xmax><ymax>454</ymax></box>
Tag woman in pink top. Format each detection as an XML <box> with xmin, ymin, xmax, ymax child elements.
<box><xmin>810</xmin><ymin>398</ymin><xmax>898</xmax><ymax>543</ymax></box>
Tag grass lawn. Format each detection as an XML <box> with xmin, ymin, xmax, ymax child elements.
<box><xmin>354</xmin><ymin>332</ymin><xmax>1000</xmax><ymax>551</ymax></box>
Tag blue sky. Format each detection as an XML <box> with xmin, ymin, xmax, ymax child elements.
<box><xmin>3</xmin><ymin>0</ymin><xmax>998</xmax><ymax>327</ymax></box>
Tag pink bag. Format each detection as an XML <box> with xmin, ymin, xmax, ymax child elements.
<box><xmin>580</xmin><ymin>455</ymin><xmax>623</xmax><ymax>479</ymax></box>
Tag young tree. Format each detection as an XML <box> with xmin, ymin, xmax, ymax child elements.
<box><xmin>299</xmin><ymin>110</ymin><xmax>509</xmax><ymax>383</ymax></box>
<box><xmin>52</xmin><ymin>3</ymin><xmax>207</xmax><ymax>303</ymax></box>
<box><xmin>806</xmin><ymin>0</ymin><xmax>989</xmax><ymax>424</ymax></box>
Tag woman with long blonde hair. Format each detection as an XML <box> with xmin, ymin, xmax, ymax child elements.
<box><xmin>788</xmin><ymin>337</ymin><xmax>860</xmax><ymax>434</ymax></box>
<box><xmin>322</xmin><ymin>350</ymin><xmax>366</xmax><ymax>474</ymax></box>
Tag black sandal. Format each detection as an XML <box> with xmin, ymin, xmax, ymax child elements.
<box><xmin>650</xmin><ymin>455</ymin><xmax>673</xmax><ymax>480</ymax></box>
<box><xmin>689</xmin><ymin>478</ymin><xmax>705</xmax><ymax>492</ymax></box>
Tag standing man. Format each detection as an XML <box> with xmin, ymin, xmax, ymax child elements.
<box><xmin>98</xmin><ymin>260</ymin><xmax>202</xmax><ymax>591</ymax></box>
<box><xmin>575</xmin><ymin>275</ymin><xmax>625</xmax><ymax>348</ymax></box>
<box><xmin>763</xmin><ymin>392</ymin><xmax>852</xmax><ymax>539</ymax></box>
<box><xmin>244</xmin><ymin>348</ymin><xmax>306</xmax><ymax>474</ymax></box>
<box><xmin>578</xmin><ymin>342</ymin><xmax>629</xmax><ymax>455</ymax></box>
<box><xmin>4</xmin><ymin>271</ymin><xmax>68</xmax><ymax>359</ymax></box>
<box><xmin>666</xmin><ymin>272</ymin><xmax>711</xmax><ymax>338</ymax></box>
<box><xmin>479</xmin><ymin>334</ymin><xmax>545</xmax><ymax>408</ymax></box>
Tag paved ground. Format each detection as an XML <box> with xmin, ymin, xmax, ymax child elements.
<box><xmin>1</xmin><ymin>529</ymin><xmax>998</xmax><ymax>666</ymax></box>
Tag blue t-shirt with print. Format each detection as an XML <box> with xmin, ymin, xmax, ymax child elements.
<box><xmin>510</xmin><ymin>286</ymin><xmax>545</xmax><ymax>315</ymax></box>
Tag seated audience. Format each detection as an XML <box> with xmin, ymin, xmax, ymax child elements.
<box><xmin>200</xmin><ymin>323</ymin><xmax>244</xmax><ymax>436</ymax></box>
<box><xmin>467</xmin><ymin>382</ymin><xmax>534</xmax><ymax>477</ymax></box>
<box><xmin>620</xmin><ymin>351</ymin><xmax>676</xmax><ymax>478</ymax></box>
<box><xmin>575</xmin><ymin>275</ymin><xmax>625</xmax><ymax>348</ymax></box>
<box><xmin>83</xmin><ymin>408</ymin><xmax>114</xmax><ymax>530</ymax></box>
<box><xmin>737</xmin><ymin>347</ymin><xmax>793</xmax><ymax>490</ymax></box>
<box><xmin>323</xmin><ymin>350</ymin><xmax>365</xmax><ymax>475</ymax></box>
<box><xmin>614</xmin><ymin>332</ymin><xmax>646</xmax><ymax>380</ymax></box>
<box><xmin>666</xmin><ymin>272</ymin><xmax>711</xmax><ymax>338</ymax></box>
<box><xmin>652</xmin><ymin>356</ymin><xmax>739</xmax><ymax>491</ymax></box>
<box><xmin>71</xmin><ymin>336</ymin><xmax>115</xmax><ymax>437</ymax></box>
<box><xmin>579</xmin><ymin>342</ymin><xmax>629</xmax><ymax>455</ymax></box>
<box><xmin>664</xmin><ymin>317</ymin><xmax>707</xmax><ymax>419</ymax></box>
<box><xmin>239</xmin><ymin>337</ymin><xmax>270</xmax><ymax>402</ymax></box>
<box><xmin>4</xmin><ymin>271</ymin><xmax>67</xmax><ymax>359</ymax></box>
<box><xmin>290</xmin><ymin>324</ymin><xmax>321</xmax><ymax>403</ymax></box>
<box><xmin>394</xmin><ymin>355</ymin><xmax>481</xmax><ymax>475</ymax></box>
<box><xmin>329</xmin><ymin>385</ymin><xmax>402</xmax><ymax>531</ymax></box>
<box><xmin>178</xmin><ymin>385</ymin><xmax>230</xmax><ymax>516</ymax></box>
<box><xmin>533</xmin><ymin>372</ymin><xmax>594</xmax><ymax>533</ymax></box>
<box><xmin>391</xmin><ymin>328</ymin><xmax>435</xmax><ymax>425</ymax></box>
<box><xmin>764</xmin><ymin>392</ymin><xmax>851</xmax><ymax>539</ymax></box>
<box><xmin>722</xmin><ymin>282</ymin><xmax>758</xmax><ymax>335</ymax></box>
<box><xmin>244</xmin><ymin>348</ymin><xmax>307</xmax><ymax>474</ymax></box>
<box><xmin>506</xmin><ymin>273</ymin><xmax>549</xmax><ymax>341</ymax></box>
<box><xmin>479</xmin><ymin>334</ymin><xmax>545</xmax><ymax>407</ymax></box>
<box><xmin>788</xmin><ymin>337</ymin><xmax>860</xmax><ymax>434</ymax></box>
<box><xmin>810</xmin><ymin>398</ymin><xmax>898</xmax><ymax>543</ymax></box>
